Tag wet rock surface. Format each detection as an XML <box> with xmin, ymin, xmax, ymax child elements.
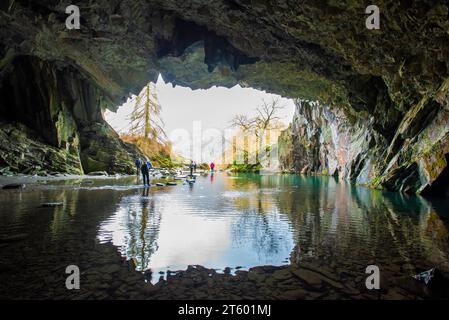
<box><xmin>79</xmin><ymin>122</ymin><xmax>145</xmax><ymax>175</ymax></box>
<box><xmin>18</xmin><ymin>254</ymin><xmax>444</xmax><ymax>300</ymax></box>
<box><xmin>0</xmin><ymin>122</ymin><xmax>83</xmax><ymax>176</ymax></box>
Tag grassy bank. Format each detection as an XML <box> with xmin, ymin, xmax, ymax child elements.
<box><xmin>228</xmin><ymin>161</ymin><xmax>262</xmax><ymax>173</ymax></box>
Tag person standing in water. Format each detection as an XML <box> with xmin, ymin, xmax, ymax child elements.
<box><xmin>135</xmin><ymin>159</ymin><xmax>142</xmax><ymax>176</ymax></box>
<box><xmin>141</xmin><ymin>160</ymin><xmax>150</xmax><ymax>187</ymax></box>
<box><xmin>189</xmin><ymin>161</ymin><xmax>194</xmax><ymax>178</ymax></box>
<box><xmin>210</xmin><ymin>162</ymin><xmax>215</xmax><ymax>172</ymax></box>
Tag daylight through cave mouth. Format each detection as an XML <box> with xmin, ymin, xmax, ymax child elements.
<box><xmin>104</xmin><ymin>76</ymin><xmax>297</xmax><ymax>165</ymax></box>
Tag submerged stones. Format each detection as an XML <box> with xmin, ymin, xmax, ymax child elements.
<box><xmin>39</xmin><ymin>202</ymin><xmax>64</xmax><ymax>208</ymax></box>
<box><xmin>2</xmin><ymin>183</ymin><xmax>25</xmax><ymax>190</ymax></box>
<box><xmin>87</xmin><ymin>171</ymin><xmax>109</xmax><ymax>176</ymax></box>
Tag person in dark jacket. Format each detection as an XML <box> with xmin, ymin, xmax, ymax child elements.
<box><xmin>141</xmin><ymin>161</ymin><xmax>150</xmax><ymax>187</ymax></box>
<box><xmin>135</xmin><ymin>159</ymin><xmax>142</xmax><ymax>176</ymax></box>
<box><xmin>189</xmin><ymin>161</ymin><xmax>194</xmax><ymax>178</ymax></box>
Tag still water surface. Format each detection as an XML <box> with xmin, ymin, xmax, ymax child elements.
<box><xmin>1</xmin><ymin>173</ymin><xmax>448</xmax><ymax>293</ymax></box>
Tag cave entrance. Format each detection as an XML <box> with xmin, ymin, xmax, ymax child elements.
<box><xmin>104</xmin><ymin>75</ymin><xmax>296</xmax><ymax>167</ymax></box>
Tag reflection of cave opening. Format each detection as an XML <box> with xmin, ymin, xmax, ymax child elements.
<box><xmin>422</xmin><ymin>154</ymin><xmax>449</xmax><ymax>197</ymax></box>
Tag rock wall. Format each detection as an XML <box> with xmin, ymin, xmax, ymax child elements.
<box><xmin>279</xmin><ymin>100</ymin><xmax>377</xmax><ymax>179</ymax></box>
<box><xmin>280</xmin><ymin>97</ymin><xmax>449</xmax><ymax>194</ymax></box>
<box><xmin>0</xmin><ymin>54</ymin><xmax>144</xmax><ymax>175</ymax></box>
<box><xmin>0</xmin><ymin>121</ymin><xmax>83</xmax><ymax>175</ymax></box>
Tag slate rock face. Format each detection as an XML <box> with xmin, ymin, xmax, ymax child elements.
<box><xmin>0</xmin><ymin>121</ymin><xmax>83</xmax><ymax>175</ymax></box>
<box><xmin>0</xmin><ymin>1</ymin><xmax>448</xmax><ymax>192</ymax></box>
<box><xmin>279</xmin><ymin>97</ymin><xmax>449</xmax><ymax>194</ymax></box>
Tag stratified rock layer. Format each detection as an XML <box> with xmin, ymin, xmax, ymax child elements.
<box><xmin>1</xmin><ymin>1</ymin><xmax>448</xmax><ymax>192</ymax></box>
<box><xmin>279</xmin><ymin>96</ymin><xmax>449</xmax><ymax>194</ymax></box>
<box><xmin>0</xmin><ymin>121</ymin><xmax>83</xmax><ymax>175</ymax></box>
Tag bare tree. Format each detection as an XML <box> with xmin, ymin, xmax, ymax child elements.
<box><xmin>255</xmin><ymin>97</ymin><xmax>285</xmax><ymax>132</ymax></box>
<box><xmin>231</xmin><ymin>114</ymin><xmax>255</xmax><ymax>164</ymax></box>
<box><xmin>254</xmin><ymin>97</ymin><xmax>286</xmax><ymax>162</ymax></box>
<box><xmin>230</xmin><ymin>97</ymin><xmax>285</xmax><ymax>164</ymax></box>
<box><xmin>230</xmin><ymin>114</ymin><xmax>255</xmax><ymax>132</ymax></box>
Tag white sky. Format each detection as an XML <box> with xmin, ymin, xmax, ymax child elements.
<box><xmin>105</xmin><ymin>75</ymin><xmax>295</xmax><ymax>162</ymax></box>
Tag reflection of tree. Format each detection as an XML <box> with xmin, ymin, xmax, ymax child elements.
<box><xmin>123</xmin><ymin>190</ymin><xmax>162</xmax><ymax>271</ymax></box>
<box><xmin>228</xmin><ymin>177</ymin><xmax>293</xmax><ymax>262</ymax></box>
<box><xmin>230</xmin><ymin>209</ymin><xmax>292</xmax><ymax>263</ymax></box>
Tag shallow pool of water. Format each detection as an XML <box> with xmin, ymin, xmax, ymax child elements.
<box><xmin>1</xmin><ymin>173</ymin><xmax>449</xmax><ymax>296</ymax></box>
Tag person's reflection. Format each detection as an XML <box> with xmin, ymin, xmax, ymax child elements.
<box><xmin>139</xmin><ymin>195</ymin><xmax>149</xmax><ymax>270</ymax></box>
<box><xmin>210</xmin><ymin>172</ymin><xmax>215</xmax><ymax>183</ymax></box>
<box><xmin>132</xmin><ymin>187</ymin><xmax>160</xmax><ymax>271</ymax></box>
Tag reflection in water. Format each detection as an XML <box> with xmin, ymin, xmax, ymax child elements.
<box><xmin>98</xmin><ymin>188</ymin><xmax>162</xmax><ymax>273</ymax></box>
<box><xmin>94</xmin><ymin>173</ymin><xmax>449</xmax><ymax>283</ymax></box>
<box><xmin>1</xmin><ymin>173</ymin><xmax>449</xmax><ymax>291</ymax></box>
<box><xmin>125</xmin><ymin>188</ymin><xmax>160</xmax><ymax>271</ymax></box>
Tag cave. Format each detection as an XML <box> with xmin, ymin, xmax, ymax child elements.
<box><xmin>1</xmin><ymin>0</ymin><xmax>449</xmax><ymax>303</ymax></box>
<box><xmin>1</xmin><ymin>1</ymin><xmax>448</xmax><ymax>191</ymax></box>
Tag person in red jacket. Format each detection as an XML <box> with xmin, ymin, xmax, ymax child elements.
<box><xmin>210</xmin><ymin>162</ymin><xmax>215</xmax><ymax>172</ymax></box>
